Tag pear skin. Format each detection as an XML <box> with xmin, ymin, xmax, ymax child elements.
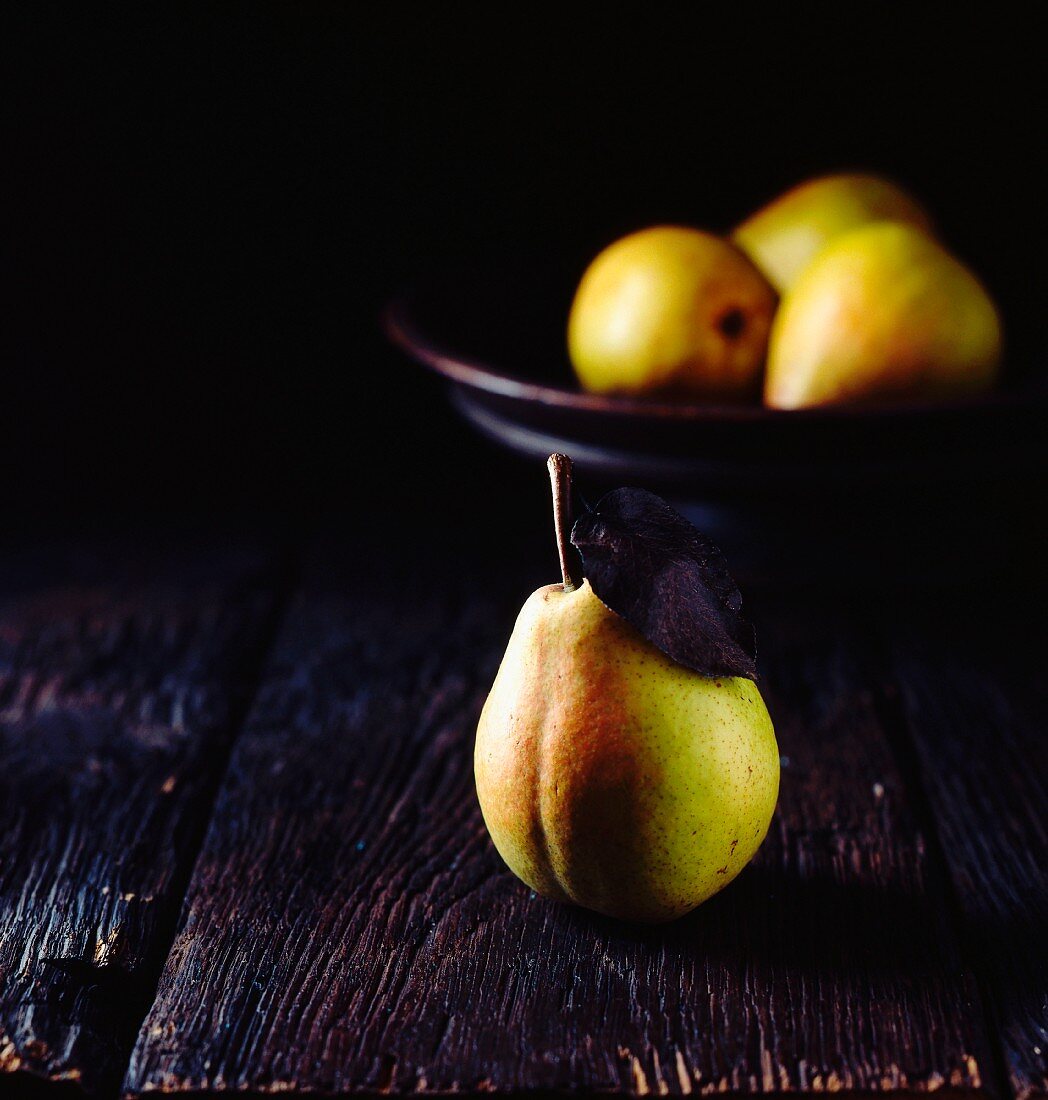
<box><xmin>733</xmin><ymin>173</ymin><xmax>933</xmax><ymax>293</ymax></box>
<box><xmin>475</xmin><ymin>580</ymin><xmax>780</xmax><ymax>923</ymax></box>
<box><xmin>764</xmin><ymin>221</ymin><xmax>1002</xmax><ymax>409</ymax></box>
<box><xmin>568</xmin><ymin>226</ymin><xmax>777</xmax><ymax>401</ymax></box>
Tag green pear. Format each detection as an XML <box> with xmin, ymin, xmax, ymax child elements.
<box><xmin>474</xmin><ymin>458</ymin><xmax>780</xmax><ymax>923</ymax></box>
<box><xmin>733</xmin><ymin>172</ymin><xmax>933</xmax><ymax>292</ymax></box>
<box><xmin>765</xmin><ymin>221</ymin><xmax>1002</xmax><ymax>409</ymax></box>
<box><xmin>568</xmin><ymin>226</ymin><xmax>777</xmax><ymax>401</ymax></box>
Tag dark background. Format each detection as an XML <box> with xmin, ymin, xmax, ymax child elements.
<box><xmin>7</xmin><ymin>8</ymin><xmax>1043</xmax><ymax>536</ymax></box>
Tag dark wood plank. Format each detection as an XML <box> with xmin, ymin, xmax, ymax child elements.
<box><xmin>0</xmin><ymin>537</ymin><xmax>283</xmax><ymax>1094</ymax></box>
<box><xmin>883</xmin><ymin>591</ymin><xmax>1048</xmax><ymax>1100</ymax></box>
<box><xmin>126</xmin><ymin>544</ymin><xmax>991</xmax><ymax>1095</ymax></box>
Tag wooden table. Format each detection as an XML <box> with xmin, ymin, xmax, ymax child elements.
<box><xmin>1</xmin><ymin>526</ymin><xmax>1045</xmax><ymax>1099</ymax></box>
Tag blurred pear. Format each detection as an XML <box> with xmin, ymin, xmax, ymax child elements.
<box><xmin>765</xmin><ymin>221</ymin><xmax>1002</xmax><ymax>409</ymax></box>
<box><xmin>734</xmin><ymin>173</ymin><xmax>932</xmax><ymax>292</ymax></box>
<box><xmin>568</xmin><ymin>226</ymin><xmax>776</xmax><ymax>401</ymax></box>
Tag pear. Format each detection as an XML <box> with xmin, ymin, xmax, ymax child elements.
<box><xmin>765</xmin><ymin>221</ymin><xmax>1003</xmax><ymax>409</ymax></box>
<box><xmin>567</xmin><ymin>226</ymin><xmax>777</xmax><ymax>401</ymax></box>
<box><xmin>474</xmin><ymin>456</ymin><xmax>780</xmax><ymax>923</ymax></box>
<box><xmin>733</xmin><ymin>172</ymin><xmax>933</xmax><ymax>292</ymax></box>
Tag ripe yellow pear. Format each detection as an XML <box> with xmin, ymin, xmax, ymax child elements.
<box><xmin>733</xmin><ymin>172</ymin><xmax>933</xmax><ymax>293</ymax></box>
<box><xmin>475</xmin><ymin>457</ymin><xmax>780</xmax><ymax>923</ymax></box>
<box><xmin>567</xmin><ymin>226</ymin><xmax>777</xmax><ymax>401</ymax></box>
<box><xmin>765</xmin><ymin>221</ymin><xmax>1003</xmax><ymax>409</ymax></box>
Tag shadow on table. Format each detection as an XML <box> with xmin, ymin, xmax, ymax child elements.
<box><xmin>553</xmin><ymin>861</ymin><xmax>1045</xmax><ymax>987</ymax></box>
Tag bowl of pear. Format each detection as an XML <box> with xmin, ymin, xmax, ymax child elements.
<box><xmin>387</xmin><ymin>172</ymin><xmax>1047</xmax><ymax>582</ymax></box>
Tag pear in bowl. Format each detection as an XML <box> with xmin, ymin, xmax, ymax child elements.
<box><xmin>734</xmin><ymin>172</ymin><xmax>933</xmax><ymax>293</ymax></box>
<box><xmin>568</xmin><ymin>226</ymin><xmax>777</xmax><ymax>402</ymax></box>
<box><xmin>765</xmin><ymin>221</ymin><xmax>1002</xmax><ymax>409</ymax></box>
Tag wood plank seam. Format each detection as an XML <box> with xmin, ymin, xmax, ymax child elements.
<box><xmin>864</xmin><ymin>659</ymin><xmax>1013</xmax><ymax>1100</ymax></box>
<box><xmin>0</xmin><ymin>542</ymin><xmax>300</xmax><ymax>1097</ymax></box>
<box><xmin>95</xmin><ymin>547</ymin><xmax>302</xmax><ymax>1093</ymax></box>
<box><xmin>866</xmin><ymin>609</ymin><xmax>1048</xmax><ymax>1100</ymax></box>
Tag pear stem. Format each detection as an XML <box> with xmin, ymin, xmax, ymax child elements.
<box><xmin>547</xmin><ymin>453</ymin><xmax>581</xmax><ymax>591</ymax></box>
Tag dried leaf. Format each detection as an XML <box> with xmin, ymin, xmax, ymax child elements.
<box><xmin>571</xmin><ymin>488</ymin><xmax>756</xmax><ymax>680</ymax></box>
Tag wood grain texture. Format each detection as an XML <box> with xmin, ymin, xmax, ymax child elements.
<box><xmin>126</xmin><ymin>544</ymin><xmax>991</xmax><ymax>1097</ymax></box>
<box><xmin>883</xmin><ymin>591</ymin><xmax>1048</xmax><ymax>1100</ymax></box>
<box><xmin>0</xmin><ymin>538</ymin><xmax>281</xmax><ymax>1094</ymax></box>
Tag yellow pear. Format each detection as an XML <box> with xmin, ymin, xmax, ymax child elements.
<box><xmin>474</xmin><ymin>456</ymin><xmax>780</xmax><ymax>923</ymax></box>
<box><xmin>733</xmin><ymin>172</ymin><xmax>933</xmax><ymax>292</ymax></box>
<box><xmin>567</xmin><ymin>226</ymin><xmax>777</xmax><ymax>401</ymax></box>
<box><xmin>765</xmin><ymin>221</ymin><xmax>1003</xmax><ymax>409</ymax></box>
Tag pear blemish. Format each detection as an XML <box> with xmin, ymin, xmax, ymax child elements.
<box><xmin>474</xmin><ymin>454</ymin><xmax>780</xmax><ymax>923</ymax></box>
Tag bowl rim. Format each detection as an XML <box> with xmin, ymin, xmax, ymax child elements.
<box><xmin>384</xmin><ymin>289</ymin><xmax>1043</xmax><ymax>424</ymax></box>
